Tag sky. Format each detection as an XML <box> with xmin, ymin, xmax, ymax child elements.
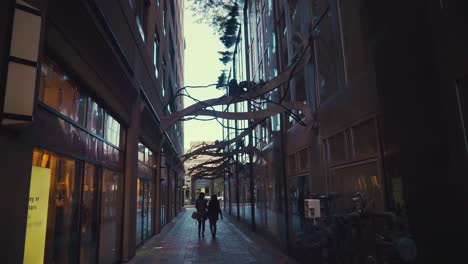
<box><xmin>183</xmin><ymin>1</ymin><xmax>227</xmax><ymax>152</ymax></box>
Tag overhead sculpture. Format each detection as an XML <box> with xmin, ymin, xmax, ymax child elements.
<box><xmin>166</xmin><ymin>33</ymin><xmax>314</xmax><ymax>178</ymax></box>
<box><xmin>159</xmin><ymin>33</ymin><xmax>314</xmax><ymax>134</ymax></box>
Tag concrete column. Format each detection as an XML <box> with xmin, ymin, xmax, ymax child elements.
<box><xmin>122</xmin><ymin>97</ymin><xmax>142</xmax><ymax>262</ymax></box>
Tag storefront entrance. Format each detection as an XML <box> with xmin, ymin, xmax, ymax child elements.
<box><xmin>136</xmin><ymin>178</ymin><xmax>153</xmax><ymax>245</ymax></box>
<box><xmin>28</xmin><ymin>148</ymin><xmax>123</xmax><ymax>264</ymax></box>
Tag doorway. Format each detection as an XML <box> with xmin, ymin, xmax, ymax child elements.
<box><xmin>136</xmin><ymin>178</ymin><xmax>153</xmax><ymax>245</ymax></box>
<box><xmin>30</xmin><ymin>148</ymin><xmax>123</xmax><ymax>264</ymax></box>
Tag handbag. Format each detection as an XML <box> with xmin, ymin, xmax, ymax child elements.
<box><xmin>191</xmin><ymin>211</ymin><xmax>198</xmax><ymax>219</ymax></box>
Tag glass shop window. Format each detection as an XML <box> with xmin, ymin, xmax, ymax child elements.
<box><xmin>352</xmin><ymin>119</ymin><xmax>378</xmax><ymax>158</ymax></box>
<box><xmin>148</xmin><ymin>150</ymin><xmax>155</xmax><ymax>167</ymax></box>
<box><xmin>86</xmin><ymin>98</ymin><xmax>104</xmax><ymax>136</ymax></box>
<box><xmin>104</xmin><ymin>113</ymin><xmax>121</xmax><ymax>147</ymax></box>
<box><xmin>99</xmin><ymin>169</ymin><xmax>123</xmax><ymax>263</ymax></box>
<box><xmin>138</xmin><ymin>143</ymin><xmax>145</xmax><ymax>162</ymax></box>
<box><xmin>39</xmin><ymin>57</ymin><xmax>124</xmax><ymax>150</ymax></box>
<box><xmin>39</xmin><ymin>58</ymin><xmax>86</xmax><ymax>124</ymax></box>
<box><xmin>328</xmin><ymin>132</ymin><xmax>347</xmax><ymax>164</ymax></box>
<box><xmin>144</xmin><ymin>147</ymin><xmax>150</xmax><ymax>165</ymax></box>
<box><xmin>332</xmin><ymin>162</ymin><xmax>383</xmax><ymax>212</ymax></box>
<box><xmin>31</xmin><ymin>149</ymin><xmax>81</xmax><ymax>263</ymax></box>
<box><xmin>298</xmin><ymin>148</ymin><xmax>309</xmax><ymax>172</ymax></box>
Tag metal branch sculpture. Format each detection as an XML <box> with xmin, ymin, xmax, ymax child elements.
<box><xmin>160</xmin><ymin>34</ymin><xmax>313</xmax><ymax>133</ymax></box>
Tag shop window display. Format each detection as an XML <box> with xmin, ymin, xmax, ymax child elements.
<box><xmin>39</xmin><ymin>59</ymin><xmax>86</xmax><ymax>125</ymax></box>
<box><xmin>30</xmin><ymin>149</ymin><xmax>124</xmax><ymax>264</ymax></box>
<box><xmin>32</xmin><ymin>149</ymin><xmax>82</xmax><ymax>264</ymax></box>
<box><xmin>39</xmin><ymin>57</ymin><xmax>122</xmax><ymax>149</ymax></box>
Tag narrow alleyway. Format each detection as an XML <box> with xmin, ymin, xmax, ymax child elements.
<box><xmin>129</xmin><ymin>207</ymin><xmax>298</xmax><ymax>264</ymax></box>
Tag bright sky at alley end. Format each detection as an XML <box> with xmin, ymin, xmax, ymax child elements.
<box><xmin>183</xmin><ymin>0</ymin><xmax>227</xmax><ymax>152</ymax></box>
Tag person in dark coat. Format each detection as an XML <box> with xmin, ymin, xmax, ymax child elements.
<box><xmin>195</xmin><ymin>192</ymin><xmax>208</xmax><ymax>238</ymax></box>
<box><xmin>207</xmin><ymin>194</ymin><xmax>223</xmax><ymax>239</ymax></box>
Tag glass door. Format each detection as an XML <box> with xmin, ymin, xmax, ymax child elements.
<box><xmin>33</xmin><ymin>149</ymin><xmax>82</xmax><ymax>264</ymax></box>
<box><xmin>79</xmin><ymin>163</ymin><xmax>100</xmax><ymax>264</ymax></box>
<box><xmin>99</xmin><ymin>169</ymin><xmax>123</xmax><ymax>263</ymax></box>
<box><xmin>137</xmin><ymin>179</ymin><xmax>153</xmax><ymax>244</ymax></box>
<box><xmin>136</xmin><ymin>178</ymin><xmax>143</xmax><ymax>245</ymax></box>
<box><xmin>143</xmin><ymin>181</ymin><xmax>149</xmax><ymax>239</ymax></box>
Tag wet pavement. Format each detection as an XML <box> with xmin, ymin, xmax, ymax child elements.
<box><xmin>129</xmin><ymin>207</ymin><xmax>298</xmax><ymax>264</ymax></box>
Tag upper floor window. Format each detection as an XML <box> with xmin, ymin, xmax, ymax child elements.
<box><xmin>161</xmin><ymin>75</ymin><xmax>166</xmax><ymax>98</ymax></box>
<box><xmin>315</xmin><ymin>9</ymin><xmax>339</xmax><ymax>103</ymax></box>
<box><xmin>138</xmin><ymin>142</ymin><xmax>155</xmax><ymax>166</ymax></box>
<box><xmin>135</xmin><ymin>0</ymin><xmax>148</xmax><ymax>42</ymax></box>
<box><xmin>154</xmin><ymin>32</ymin><xmax>160</xmax><ymax>78</ymax></box>
<box><xmin>163</xmin><ymin>4</ymin><xmax>167</xmax><ymax>35</ymax></box>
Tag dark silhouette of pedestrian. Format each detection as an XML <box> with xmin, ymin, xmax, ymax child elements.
<box><xmin>195</xmin><ymin>192</ymin><xmax>207</xmax><ymax>238</ymax></box>
<box><xmin>207</xmin><ymin>194</ymin><xmax>223</xmax><ymax>239</ymax></box>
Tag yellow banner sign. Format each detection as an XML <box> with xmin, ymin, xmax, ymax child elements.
<box><xmin>23</xmin><ymin>166</ymin><xmax>51</xmax><ymax>264</ymax></box>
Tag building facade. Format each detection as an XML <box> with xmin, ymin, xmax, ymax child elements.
<box><xmin>0</xmin><ymin>0</ymin><xmax>185</xmax><ymax>263</ymax></box>
<box><xmin>224</xmin><ymin>0</ymin><xmax>467</xmax><ymax>263</ymax></box>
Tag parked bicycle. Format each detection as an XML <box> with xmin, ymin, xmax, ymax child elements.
<box><xmin>296</xmin><ymin>192</ymin><xmax>417</xmax><ymax>264</ymax></box>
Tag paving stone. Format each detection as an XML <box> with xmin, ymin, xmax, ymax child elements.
<box><xmin>129</xmin><ymin>207</ymin><xmax>298</xmax><ymax>264</ymax></box>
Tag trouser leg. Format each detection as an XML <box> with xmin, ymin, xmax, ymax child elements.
<box><xmin>209</xmin><ymin>220</ymin><xmax>214</xmax><ymax>235</ymax></box>
<box><xmin>198</xmin><ymin>219</ymin><xmax>201</xmax><ymax>237</ymax></box>
<box><xmin>201</xmin><ymin>219</ymin><xmax>205</xmax><ymax>236</ymax></box>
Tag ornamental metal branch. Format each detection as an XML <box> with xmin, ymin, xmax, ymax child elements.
<box><xmin>188</xmin><ymin>157</ymin><xmax>229</xmax><ymax>174</ymax></box>
<box><xmin>183</xmin><ymin>118</ymin><xmax>266</xmax><ymax>162</ymax></box>
<box><xmin>159</xmin><ymin>34</ymin><xmax>313</xmax><ymax>134</ymax></box>
<box><xmin>188</xmin><ymin>146</ymin><xmax>252</xmax><ymax>175</ymax></box>
<box><xmin>190</xmin><ymin>101</ymin><xmax>312</xmax><ymax>124</ymax></box>
<box><xmin>190</xmin><ymin>161</ymin><xmax>231</xmax><ymax>179</ymax></box>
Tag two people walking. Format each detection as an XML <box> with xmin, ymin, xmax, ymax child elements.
<box><xmin>195</xmin><ymin>192</ymin><xmax>223</xmax><ymax>239</ymax></box>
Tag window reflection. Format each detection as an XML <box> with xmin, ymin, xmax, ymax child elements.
<box><xmin>80</xmin><ymin>163</ymin><xmax>99</xmax><ymax>264</ymax></box>
<box><xmin>332</xmin><ymin>162</ymin><xmax>383</xmax><ymax>212</ymax></box>
<box><xmin>39</xmin><ymin>57</ymin><xmax>123</xmax><ymax>148</ymax></box>
<box><xmin>86</xmin><ymin>98</ymin><xmax>104</xmax><ymax>136</ymax></box>
<box><xmin>328</xmin><ymin>132</ymin><xmax>347</xmax><ymax>164</ymax></box>
<box><xmin>136</xmin><ymin>178</ymin><xmax>143</xmax><ymax>245</ymax></box>
<box><xmin>138</xmin><ymin>143</ymin><xmax>145</xmax><ymax>162</ymax></box>
<box><xmin>99</xmin><ymin>169</ymin><xmax>123</xmax><ymax>263</ymax></box>
<box><xmin>39</xmin><ymin>59</ymin><xmax>86</xmax><ymax>124</ymax></box>
<box><xmin>104</xmin><ymin>114</ymin><xmax>121</xmax><ymax>147</ymax></box>
<box><xmin>33</xmin><ymin>148</ymin><xmax>81</xmax><ymax>264</ymax></box>
<box><xmin>154</xmin><ymin>33</ymin><xmax>159</xmax><ymax>78</ymax></box>
<box><xmin>352</xmin><ymin>120</ymin><xmax>377</xmax><ymax>158</ymax></box>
